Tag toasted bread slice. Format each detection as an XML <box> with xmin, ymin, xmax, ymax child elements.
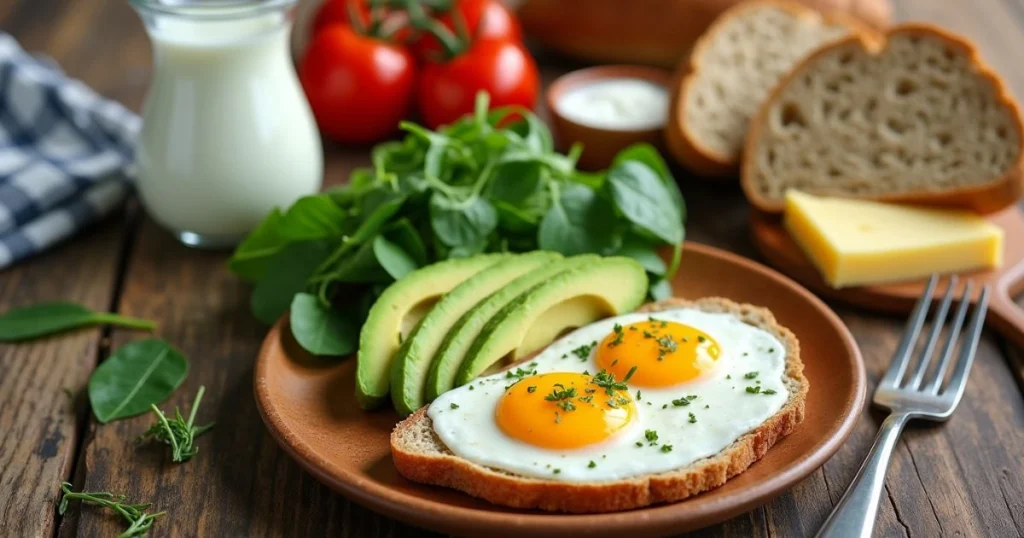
<box><xmin>742</xmin><ymin>24</ymin><xmax>1024</xmax><ymax>214</ymax></box>
<box><xmin>666</xmin><ymin>1</ymin><xmax>859</xmax><ymax>176</ymax></box>
<box><xmin>390</xmin><ymin>297</ymin><xmax>807</xmax><ymax>513</ymax></box>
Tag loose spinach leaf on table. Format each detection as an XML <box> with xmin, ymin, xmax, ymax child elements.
<box><xmin>0</xmin><ymin>302</ymin><xmax>155</xmax><ymax>342</ymax></box>
<box><xmin>89</xmin><ymin>338</ymin><xmax>188</xmax><ymax>423</ymax></box>
<box><xmin>290</xmin><ymin>293</ymin><xmax>358</xmax><ymax>357</ymax></box>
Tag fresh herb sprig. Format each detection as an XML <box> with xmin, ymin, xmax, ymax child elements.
<box><xmin>229</xmin><ymin>92</ymin><xmax>686</xmax><ymax>356</ymax></box>
<box><xmin>58</xmin><ymin>482</ymin><xmax>165</xmax><ymax>538</ymax></box>
<box><xmin>137</xmin><ymin>386</ymin><xmax>214</xmax><ymax>463</ymax></box>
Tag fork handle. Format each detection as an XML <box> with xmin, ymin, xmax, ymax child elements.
<box><xmin>816</xmin><ymin>413</ymin><xmax>909</xmax><ymax>538</ymax></box>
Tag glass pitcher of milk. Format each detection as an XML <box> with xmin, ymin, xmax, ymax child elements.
<box><xmin>131</xmin><ymin>0</ymin><xmax>322</xmax><ymax>248</ymax></box>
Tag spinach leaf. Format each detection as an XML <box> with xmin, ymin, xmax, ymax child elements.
<box><xmin>89</xmin><ymin>338</ymin><xmax>188</xmax><ymax>423</ymax></box>
<box><xmin>383</xmin><ymin>219</ymin><xmax>428</xmax><ymax>266</ymax></box>
<box><xmin>649</xmin><ymin>278</ymin><xmax>674</xmax><ymax>301</ymax></box>
<box><xmin>493</xmin><ymin>199</ymin><xmax>540</xmax><ymax>234</ymax></box>
<box><xmin>429</xmin><ymin>193</ymin><xmax>498</xmax><ymax>247</ymax></box>
<box><xmin>228</xmin><ymin>208</ymin><xmax>287</xmax><ymax>282</ymax></box>
<box><xmin>250</xmin><ymin>240</ymin><xmax>331</xmax><ymax>325</ymax></box>
<box><xmin>538</xmin><ymin>183</ymin><xmax>618</xmax><ymax>255</ymax></box>
<box><xmin>372</xmin><ymin>235</ymin><xmax>418</xmax><ymax>280</ymax></box>
<box><xmin>278</xmin><ymin>195</ymin><xmax>348</xmax><ymax>240</ymax></box>
<box><xmin>315</xmin><ymin>195</ymin><xmax>405</xmax><ymax>278</ymax></box>
<box><xmin>289</xmin><ymin>293</ymin><xmax>357</xmax><ymax>357</ymax></box>
<box><xmin>617</xmin><ymin>236</ymin><xmax>667</xmax><ymax>275</ymax></box>
<box><xmin>324</xmin><ymin>239</ymin><xmax>391</xmax><ymax>284</ymax></box>
<box><xmin>0</xmin><ymin>302</ymin><xmax>155</xmax><ymax>341</ymax></box>
<box><xmin>607</xmin><ymin>161</ymin><xmax>684</xmax><ymax>246</ymax></box>
<box><xmin>613</xmin><ymin>143</ymin><xmax>686</xmax><ymax>218</ymax></box>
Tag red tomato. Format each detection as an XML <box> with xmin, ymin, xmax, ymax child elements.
<box><xmin>418</xmin><ymin>39</ymin><xmax>538</xmax><ymax>128</ymax></box>
<box><xmin>300</xmin><ymin>26</ymin><xmax>417</xmax><ymax>143</ymax></box>
<box><xmin>413</xmin><ymin>0</ymin><xmax>522</xmax><ymax>61</ymax></box>
<box><xmin>312</xmin><ymin>0</ymin><xmax>413</xmax><ymax>42</ymax></box>
<box><xmin>311</xmin><ymin>0</ymin><xmax>371</xmax><ymax>34</ymax></box>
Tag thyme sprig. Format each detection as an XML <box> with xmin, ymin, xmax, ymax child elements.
<box><xmin>137</xmin><ymin>386</ymin><xmax>215</xmax><ymax>463</ymax></box>
<box><xmin>58</xmin><ymin>482</ymin><xmax>165</xmax><ymax>538</ymax></box>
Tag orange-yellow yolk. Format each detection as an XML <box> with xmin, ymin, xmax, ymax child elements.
<box><xmin>495</xmin><ymin>372</ymin><xmax>635</xmax><ymax>449</ymax></box>
<box><xmin>594</xmin><ymin>320</ymin><xmax>720</xmax><ymax>387</ymax></box>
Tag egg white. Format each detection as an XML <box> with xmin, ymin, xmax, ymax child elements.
<box><xmin>428</xmin><ymin>308</ymin><xmax>790</xmax><ymax>482</ymax></box>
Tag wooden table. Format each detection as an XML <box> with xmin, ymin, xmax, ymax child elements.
<box><xmin>3</xmin><ymin>1</ymin><xmax>1024</xmax><ymax>536</ymax></box>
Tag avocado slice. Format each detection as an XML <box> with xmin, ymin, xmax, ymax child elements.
<box><xmin>455</xmin><ymin>257</ymin><xmax>648</xmax><ymax>386</ymax></box>
<box><xmin>355</xmin><ymin>253</ymin><xmax>508</xmax><ymax>409</ymax></box>
<box><xmin>426</xmin><ymin>254</ymin><xmax>601</xmax><ymax>400</ymax></box>
<box><xmin>389</xmin><ymin>251</ymin><xmax>562</xmax><ymax>416</ymax></box>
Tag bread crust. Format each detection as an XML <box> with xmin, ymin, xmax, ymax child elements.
<box><xmin>666</xmin><ymin>0</ymin><xmax>870</xmax><ymax>177</ymax></box>
<box><xmin>741</xmin><ymin>24</ymin><xmax>1024</xmax><ymax>214</ymax></box>
<box><xmin>390</xmin><ymin>297</ymin><xmax>808</xmax><ymax>513</ymax></box>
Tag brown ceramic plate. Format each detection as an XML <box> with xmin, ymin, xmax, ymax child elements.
<box><xmin>253</xmin><ymin>242</ymin><xmax>866</xmax><ymax>538</ymax></box>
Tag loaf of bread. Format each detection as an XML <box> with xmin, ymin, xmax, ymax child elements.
<box><xmin>742</xmin><ymin>25</ymin><xmax>1024</xmax><ymax>214</ymax></box>
<box><xmin>517</xmin><ymin>0</ymin><xmax>891</xmax><ymax>68</ymax></box>
<box><xmin>667</xmin><ymin>1</ymin><xmax>858</xmax><ymax>176</ymax></box>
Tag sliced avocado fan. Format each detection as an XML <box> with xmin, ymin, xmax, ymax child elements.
<box><xmin>454</xmin><ymin>257</ymin><xmax>648</xmax><ymax>387</ymax></box>
<box><xmin>389</xmin><ymin>251</ymin><xmax>562</xmax><ymax>416</ymax></box>
<box><xmin>426</xmin><ymin>254</ymin><xmax>600</xmax><ymax>401</ymax></box>
<box><xmin>355</xmin><ymin>253</ymin><xmax>508</xmax><ymax>409</ymax></box>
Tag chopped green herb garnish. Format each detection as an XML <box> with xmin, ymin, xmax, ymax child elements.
<box><xmin>450</xmin><ymin>403</ymin><xmax>459</xmax><ymax>410</ymax></box>
<box><xmin>588</xmin><ymin>460</ymin><xmax>596</xmax><ymax>468</ymax></box>
<box><xmin>635</xmin><ymin>441</ymin><xmax>643</xmax><ymax>447</ymax></box>
<box><xmin>527</xmin><ymin>386</ymin><xmax>537</xmax><ymax>393</ymax></box>
<box><xmin>469</xmin><ymin>385</ymin><xmax>474</xmax><ymax>391</ymax></box>
<box><xmin>688</xmin><ymin>412</ymin><xmax>697</xmax><ymax>423</ymax></box>
<box><xmin>590</xmin><ymin>367</ymin><xmax>635</xmax><ymax>396</ymax></box>
<box><xmin>744</xmin><ymin>371</ymin><xmax>759</xmax><ymax>379</ymax></box>
<box><xmin>768</xmin><ymin>347</ymin><xmax>775</xmax><ymax>353</ymax></box>
<box><xmin>661</xmin><ymin>444</ymin><xmax>673</xmax><ymax>453</ymax></box>
<box><xmin>553</xmin><ymin>469</ymin><xmax>561</xmax><ymax>474</ymax></box>
<box><xmin>636</xmin><ymin>390</ymin><xmax>642</xmax><ymax>401</ymax></box>
<box><xmin>572</xmin><ymin>341</ymin><xmax>597</xmax><ymax>361</ymax></box>
<box><xmin>697</xmin><ymin>335</ymin><xmax>707</xmax><ymax>343</ymax></box>
<box><xmin>763</xmin><ymin>389</ymin><xmax>778</xmax><ymax>395</ymax></box>
<box><xmin>656</xmin><ymin>335</ymin><xmax>678</xmax><ymax>361</ymax></box>
<box><xmin>609</xmin><ymin>324</ymin><xmax>624</xmax><ymax>347</ymax></box>
<box><xmin>671</xmin><ymin>397</ymin><xmax>691</xmax><ymax>407</ymax></box>
<box><xmin>746</xmin><ymin>386</ymin><xmax>761</xmax><ymax>394</ymax></box>
<box><xmin>645</xmin><ymin>429</ymin><xmax>659</xmax><ymax>445</ymax></box>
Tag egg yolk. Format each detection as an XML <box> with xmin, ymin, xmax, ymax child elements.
<box><xmin>594</xmin><ymin>319</ymin><xmax>720</xmax><ymax>387</ymax></box>
<box><xmin>495</xmin><ymin>372</ymin><xmax>635</xmax><ymax>449</ymax></box>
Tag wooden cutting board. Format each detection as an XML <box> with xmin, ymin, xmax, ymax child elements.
<box><xmin>750</xmin><ymin>207</ymin><xmax>1024</xmax><ymax>351</ymax></box>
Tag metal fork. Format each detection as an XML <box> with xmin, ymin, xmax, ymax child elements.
<box><xmin>816</xmin><ymin>275</ymin><xmax>991</xmax><ymax>538</ymax></box>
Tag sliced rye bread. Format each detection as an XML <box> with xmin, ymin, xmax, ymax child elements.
<box><xmin>390</xmin><ymin>297</ymin><xmax>808</xmax><ymax>513</ymax></box>
<box><xmin>666</xmin><ymin>1</ymin><xmax>861</xmax><ymax>176</ymax></box>
<box><xmin>742</xmin><ymin>24</ymin><xmax>1024</xmax><ymax>214</ymax></box>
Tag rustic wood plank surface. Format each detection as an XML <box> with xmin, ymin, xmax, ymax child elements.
<box><xmin>2</xmin><ymin>0</ymin><xmax>1024</xmax><ymax>537</ymax></box>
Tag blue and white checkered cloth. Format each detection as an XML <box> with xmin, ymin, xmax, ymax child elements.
<box><xmin>0</xmin><ymin>33</ymin><xmax>138</xmax><ymax>269</ymax></box>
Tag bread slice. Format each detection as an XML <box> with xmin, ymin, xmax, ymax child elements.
<box><xmin>666</xmin><ymin>1</ymin><xmax>859</xmax><ymax>176</ymax></box>
<box><xmin>390</xmin><ymin>297</ymin><xmax>807</xmax><ymax>513</ymax></box>
<box><xmin>742</xmin><ymin>24</ymin><xmax>1024</xmax><ymax>214</ymax></box>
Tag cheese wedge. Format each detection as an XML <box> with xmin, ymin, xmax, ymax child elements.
<box><xmin>784</xmin><ymin>191</ymin><xmax>1003</xmax><ymax>288</ymax></box>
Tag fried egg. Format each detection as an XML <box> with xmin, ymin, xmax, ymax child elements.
<box><xmin>428</xmin><ymin>308</ymin><xmax>789</xmax><ymax>482</ymax></box>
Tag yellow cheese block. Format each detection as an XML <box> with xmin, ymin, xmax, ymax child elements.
<box><xmin>784</xmin><ymin>191</ymin><xmax>1003</xmax><ymax>288</ymax></box>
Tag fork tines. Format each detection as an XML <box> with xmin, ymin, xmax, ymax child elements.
<box><xmin>879</xmin><ymin>275</ymin><xmax>991</xmax><ymax>397</ymax></box>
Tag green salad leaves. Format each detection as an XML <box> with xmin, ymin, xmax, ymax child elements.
<box><xmin>229</xmin><ymin>93</ymin><xmax>686</xmax><ymax>357</ymax></box>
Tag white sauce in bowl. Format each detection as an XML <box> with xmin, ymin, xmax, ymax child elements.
<box><xmin>557</xmin><ymin>78</ymin><xmax>669</xmax><ymax>131</ymax></box>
